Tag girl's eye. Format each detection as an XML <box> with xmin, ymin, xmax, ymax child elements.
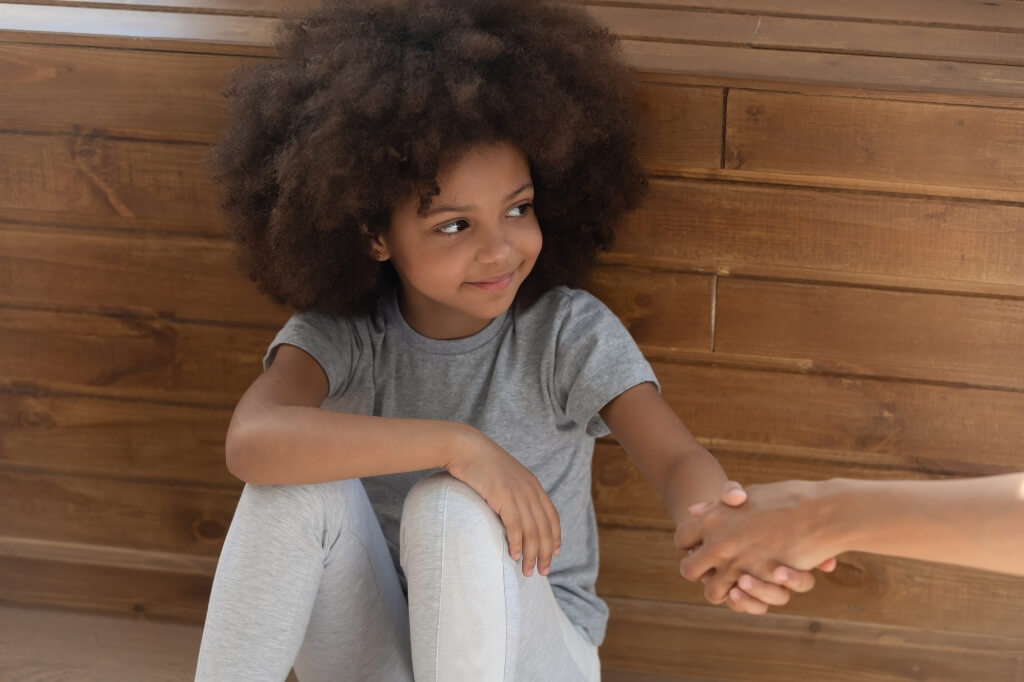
<box><xmin>435</xmin><ymin>219</ymin><xmax>469</xmax><ymax>235</ymax></box>
<box><xmin>507</xmin><ymin>202</ymin><xmax>533</xmax><ymax>218</ymax></box>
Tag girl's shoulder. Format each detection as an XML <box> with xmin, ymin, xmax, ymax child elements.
<box><xmin>515</xmin><ymin>286</ymin><xmax>617</xmax><ymax>338</ymax></box>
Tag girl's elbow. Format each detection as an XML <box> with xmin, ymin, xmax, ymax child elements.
<box><xmin>224</xmin><ymin>419</ymin><xmax>262</xmax><ymax>483</ymax></box>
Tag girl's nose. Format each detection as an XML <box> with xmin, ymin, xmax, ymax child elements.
<box><xmin>476</xmin><ymin>223</ymin><xmax>513</xmax><ymax>263</ymax></box>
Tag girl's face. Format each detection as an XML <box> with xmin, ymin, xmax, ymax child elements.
<box><xmin>372</xmin><ymin>142</ymin><xmax>542</xmax><ymax>340</ymax></box>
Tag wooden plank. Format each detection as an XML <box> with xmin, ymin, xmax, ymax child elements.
<box><xmin>651</xmin><ymin>362</ymin><xmax>1024</xmax><ymax>474</ymax></box>
<box><xmin>0</xmin><ymin>43</ymin><xmax>254</xmax><ymax>142</ymax></box>
<box><xmin>0</xmin><ymin>536</ymin><xmax>217</xmax><ymax>576</ymax></box>
<box><xmin>5</xmin><ymin>0</ymin><xmax>316</xmax><ymax>16</ymax></box>
<box><xmin>598</xmin><ymin>526</ymin><xmax>1024</xmax><ymax>639</ymax></box>
<box><xmin>0</xmin><ymin>470</ymin><xmax>238</xmax><ymax>556</ymax></box>
<box><xmin>0</xmin><ymin>605</ymin><xmax>206</xmax><ymax>682</ymax></box>
<box><xmin>586</xmin><ymin>266</ymin><xmax>712</xmax><ymax>351</ymax></box>
<box><xmin>585</xmin><ymin>0</ymin><xmax>1024</xmax><ymax>33</ymax></box>
<box><xmin>0</xmin><ymin>132</ymin><xmax>226</xmax><ymax>235</ymax></box>
<box><xmin>635</xmin><ymin>83</ymin><xmax>724</xmax><ymax>171</ymax></box>
<box><xmin>754</xmin><ymin>16</ymin><xmax>1024</xmax><ymax>67</ymax></box>
<box><xmin>611</xmin><ymin>178</ymin><xmax>1024</xmax><ymax>294</ymax></box>
<box><xmin>586</xmin><ymin>5</ymin><xmax>758</xmax><ymax>44</ymax></box>
<box><xmin>0</xmin><ymin>554</ymin><xmax>212</xmax><ymax>622</ymax></box>
<box><xmin>0</xmin><ymin>307</ymin><xmax>268</xmax><ymax>405</ymax></box>
<box><xmin>602</xmin><ymin>598</ymin><xmax>1024</xmax><ymax>682</ymax></box>
<box><xmin>0</xmin><ymin>3</ymin><xmax>276</xmax><ymax>54</ymax></box>
<box><xmin>0</xmin><ymin>391</ymin><xmax>238</xmax><ymax>486</ymax></box>
<box><xmin>622</xmin><ymin>41</ymin><xmax>1024</xmax><ymax>103</ymax></box>
<box><xmin>715</xmin><ymin>278</ymin><xmax>1024</xmax><ymax>390</ymax></box>
<box><xmin>725</xmin><ymin>90</ymin><xmax>1024</xmax><ymax>192</ymax></box>
<box><xmin>0</xmin><ymin>226</ymin><xmax>288</xmax><ymax>326</ymax></box>
<box><xmin>587</xmin><ymin>6</ymin><xmax>1024</xmax><ymax>68</ymax></box>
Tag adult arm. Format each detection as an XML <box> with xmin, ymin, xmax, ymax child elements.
<box><xmin>678</xmin><ymin>473</ymin><xmax>1024</xmax><ymax>603</ymax></box>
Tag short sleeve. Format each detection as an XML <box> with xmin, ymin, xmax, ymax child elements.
<box><xmin>262</xmin><ymin>311</ymin><xmax>361</xmax><ymax>401</ymax></box>
<box><xmin>553</xmin><ymin>290</ymin><xmax>660</xmax><ymax>437</ymax></box>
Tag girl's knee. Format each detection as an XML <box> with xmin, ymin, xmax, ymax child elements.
<box><xmin>237</xmin><ymin>478</ymin><xmax>366</xmax><ymax>531</ymax></box>
<box><xmin>401</xmin><ymin>473</ymin><xmax>504</xmax><ymax>553</ymax></box>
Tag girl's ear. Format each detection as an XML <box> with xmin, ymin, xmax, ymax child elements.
<box><xmin>365</xmin><ymin>229</ymin><xmax>390</xmax><ymax>262</ymax></box>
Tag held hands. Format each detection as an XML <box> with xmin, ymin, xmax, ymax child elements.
<box><xmin>446</xmin><ymin>427</ymin><xmax>560</xmax><ymax>578</ymax></box>
<box><xmin>675</xmin><ymin>481</ymin><xmax>837</xmax><ymax>614</ymax></box>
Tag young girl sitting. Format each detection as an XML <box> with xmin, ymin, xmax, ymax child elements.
<box><xmin>195</xmin><ymin>1</ymin><xmax>811</xmax><ymax>679</ymax></box>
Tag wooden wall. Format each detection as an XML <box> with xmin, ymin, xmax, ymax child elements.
<box><xmin>2</xmin><ymin>1</ymin><xmax>1023</xmax><ymax>680</ymax></box>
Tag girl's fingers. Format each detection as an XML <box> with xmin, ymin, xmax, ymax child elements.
<box><xmin>736</xmin><ymin>574</ymin><xmax>791</xmax><ymax>606</ymax></box>
<box><xmin>539</xmin><ymin>490</ymin><xmax>562</xmax><ymax>560</ymax></box>
<box><xmin>501</xmin><ymin>506</ymin><xmax>523</xmax><ymax>562</ymax></box>
<box><xmin>772</xmin><ymin>566</ymin><xmax>816</xmax><ymax>593</ymax></box>
<box><xmin>534</xmin><ymin>493</ymin><xmax>559</xmax><ymax>576</ymax></box>
<box><xmin>519</xmin><ymin>498</ymin><xmax>542</xmax><ymax>577</ymax></box>
<box><xmin>719</xmin><ymin>481</ymin><xmax>747</xmax><ymax>507</ymax></box>
<box><xmin>725</xmin><ymin>586</ymin><xmax>769</xmax><ymax>615</ymax></box>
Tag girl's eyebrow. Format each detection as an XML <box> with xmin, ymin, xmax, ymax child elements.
<box><xmin>423</xmin><ymin>182</ymin><xmax>534</xmax><ymax>218</ymax></box>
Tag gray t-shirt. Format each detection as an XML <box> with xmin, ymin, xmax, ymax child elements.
<box><xmin>263</xmin><ymin>286</ymin><xmax>658</xmax><ymax>645</ymax></box>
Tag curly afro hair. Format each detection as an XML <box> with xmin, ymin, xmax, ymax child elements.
<box><xmin>210</xmin><ymin>0</ymin><xmax>647</xmax><ymax>316</ymax></box>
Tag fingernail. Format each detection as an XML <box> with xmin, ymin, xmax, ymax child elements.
<box><xmin>739</xmin><ymin>575</ymin><xmax>753</xmax><ymax>590</ymax></box>
<box><xmin>729</xmin><ymin>587</ymin><xmax>742</xmax><ymax>601</ymax></box>
<box><xmin>688</xmin><ymin>502</ymin><xmax>710</xmax><ymax>514</ymax></box>
<box><xmin>775</xmin><ymin>567</ymin><xmax>789</xmax><ymax>582</ymax></box>
<box><xmin>554</xmin><ymin>548</ymin><xmax>560</xmax><ymax>556</ymax></box>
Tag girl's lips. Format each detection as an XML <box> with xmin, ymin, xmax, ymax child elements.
<box><xmin>466</xmin><ymin>271</ymin><xmax>515</xmax><ymax>291</ymax></box>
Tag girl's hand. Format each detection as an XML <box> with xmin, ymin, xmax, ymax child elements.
<box><xmin>446</xmin><ymin>428</ymin><xmax>561</xmax><ymax>578</ymax></box>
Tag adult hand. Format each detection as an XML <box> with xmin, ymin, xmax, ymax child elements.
<box><xmin>676</xmin><ymin>481</ymin><xmax>837</xmax><ymax>608</ymax></box>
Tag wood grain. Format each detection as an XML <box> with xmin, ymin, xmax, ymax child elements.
<box><xmin>597</xmin><ymin>525</ymin><xmax>1024</xmax><ymax>639</ymax></box>
<box><xmin>0</xmin><ymin>307</ymin><xmax>268</xmax><ymax>405</ymax></box>
<box><xmin>613</xmin><ymin>178</ymin><xmax>1024</xmax><ymax>294</ymax></box>
<box><xmin>0</xmin><ymin>43</ymin><xmax>255</xmax><ymax>142</ymax></box>
<box><xmin>622</xmin><ymin>41</ymin><xmax>1024</xmax><ymax>104</ymax></box>
<box><xmin>0</xmin><ymin>470</ymin><xmax>238</xmax><ymax>556</ymax></box>
<box><xmin>715</xmin><ymin>278</ymin><xmax>1024</xmax><ymax>390</ymax></box>
<box><xmin>586</xmin><ymin>266</ymin><xmax>712</xmax><ymax>351</ymax></box>
<box><xmin>0</xmin><ymin>225</ymin><xmax>288</xmax><ymax>325</ymax></box>
<box><xmin>585</xmin><ymin>0</ymin><xmax>1024</xmax><ymax>33</ymax></box>
<box><xmin>601</xmin><ymin>598</ymin><xmax>1024</xmax><ymax>682</ymax></box>
<box><xmin>0</xmin><ymin>391</ymin><xmax>237</xmax><ymax>486</ymax></box>
<box><xmin>652</xmin><ymin>362</ymin><xmax>1024</xmax><ymax>474</ymax></box>
<box><xmin>634</xmin><ymin>83</ymin><xmax>725</xmax><ymax>171</ymax></box>
<box><xmin>0</xmin><ymin>554</ymin><xmax>213</xmax><ymax>621</ymax></box>
<box><xmin>725</xmin><ymin>90</ymin><xmax>1024</xmax><ymax>192</ymax></box>
<box><xmin>0</xmin><ymin>132</ymin><xmax>226</xmax><ymax>235</ymax></box>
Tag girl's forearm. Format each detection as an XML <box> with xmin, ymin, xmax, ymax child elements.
<box><xmin>817</xmin><ymin>474</ymin><xmax>1024</xmax><ymax>576</ymax></box>
<box><xmin>226</xmin><ymin>405</ymin><xmax>476</xmax><ymax>485</ymax></box>
<box><xmin>663</xmin><ymin>444</ymin><xmax>729</xmax><ymax>526</ymax></box>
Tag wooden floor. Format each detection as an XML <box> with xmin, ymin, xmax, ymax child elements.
<box><xmin>0</xmin><ymin>605</ymin><xmax>704</xmax><ymax>682</ymax></box>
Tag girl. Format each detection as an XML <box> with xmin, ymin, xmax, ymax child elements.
<box><xmin>195</xmin><ymin>1</ymin><xmax>813</xmax><ymax>680</ymax></box>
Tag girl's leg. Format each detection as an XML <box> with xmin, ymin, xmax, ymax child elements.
<box><xmin>400</xmin><ymin>473</ymin><xmax>601</xmax><ymax>682</ymax></box>
<box><xmin>195</xmin><ymin>479</ymin><xmax>413</xmax><ymax>682</ymax></box>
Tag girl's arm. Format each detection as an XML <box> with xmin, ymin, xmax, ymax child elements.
<box><xmin>225</xmin><ymin>344</ymin><xmax>476</xmax><ymax>484</ymax></box>
<box><xmin>599</xmin><ymin>383</ymin><xmax>818</xmax><ymax>611</ymax></box>
<box><xmin>227</xmin><ymin>344</ymin><xmax>561</xmax><ymax>577</ymax></box>
<box><xmin>678</xmin><ymin>473</ymin><xmax>1024</xmax><ymax>601</ymax></box>
<box><xmin>599</xmin><ymin>382</ymin><xmax>728</xmax><ymax>526</ymax></box>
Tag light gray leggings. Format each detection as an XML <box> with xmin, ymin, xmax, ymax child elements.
<box><xmin>195</xmin><ymin>473</ymin><xmax>601</xmax><ymax>681</ymax></box>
